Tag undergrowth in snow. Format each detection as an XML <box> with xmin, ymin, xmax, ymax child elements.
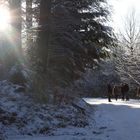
<box><xmin>0</xmin><ymin>81</ymin><xmax>93</xmax><ymax>140</ymax></box>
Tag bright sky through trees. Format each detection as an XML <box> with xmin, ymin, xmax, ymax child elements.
<box><xmin>0</xmin><ymin>6</ymin><xmax>10</xmax><ymax>31</ymax></box>
<box><xmin>109</xmin><ymin>0</ymin><xmax>140</xmax><ymax>32</ymax></box>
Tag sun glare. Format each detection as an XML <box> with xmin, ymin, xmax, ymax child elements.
<box><xmin>0</xmin><ymin>7</ymin><xmax>10</xmax><ymax>31</ymax></box>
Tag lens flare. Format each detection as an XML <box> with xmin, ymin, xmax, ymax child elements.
<box><xmin>0</xmin><ymin>7</ymin><xmax>10</xmax><ymax>31</ymax></box>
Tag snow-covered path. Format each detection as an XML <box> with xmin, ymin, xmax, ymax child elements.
<box><xmin>10</xmin><ymin>98</ymin><xmax>140</xmax><ymax>140</ymax></box>
<box><xmin>85</xmin><ymin>98</ymin><xmax>140</xmax><ymax>140</ymax></box>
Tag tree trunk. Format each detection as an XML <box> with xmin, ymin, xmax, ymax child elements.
<box><xmin>9</xmin><ymin>0</ymin><xmax>22</xmax><ymax>60</ymax></box>
<box><xmin>26</xmin><ymin>0</ymin><xmax>33</xmax><ymax>48</ymax></box>
<box><xmin>37</xmin><ymin>0</ymin><xmax>52</xmax><ymax>72</ymax></box>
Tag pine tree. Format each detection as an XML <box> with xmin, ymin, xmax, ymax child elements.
<box><xmin>29</xmin><ymin>0</ymin><xmax>114</xmax><ymax>86</ymax></box>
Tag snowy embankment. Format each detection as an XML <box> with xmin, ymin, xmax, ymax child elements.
<box><xmin>15</xmin><ymin>98</ymin><xmax>140</xmax><ymax>140</ymax></box>
<box><xmin>0</xmin><ymin>80</ymin><xmax>93</xmax><ymax>140</ymax></box>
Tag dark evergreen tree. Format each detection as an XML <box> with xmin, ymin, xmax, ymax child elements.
<box><xmin>29</xmin><ymin>0</ymin><xmax>114</xmax><ymax>86</ymax></box>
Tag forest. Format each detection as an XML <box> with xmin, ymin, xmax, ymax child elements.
<box><xmin>0</xmin><ymin>0</ymin><xmax>140</xmax><ymax>140</ymax></box>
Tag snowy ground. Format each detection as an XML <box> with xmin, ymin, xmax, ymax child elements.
<box><xmin>10</xmin><ymin>98</ymin><xmax>140</xmax><ymax>140</ymax></box>
<box><xmin>0</xmin><ymin>80</ymin><xmax>92</xmax><ymax>140</ymax></box>
<box><xmin>85</xmin><ymin>98</ymin><xmax>140</xmax><ymax>140</ymax></box>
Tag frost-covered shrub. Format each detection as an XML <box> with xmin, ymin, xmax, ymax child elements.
<box><xmin>73</xmin><ymin>60</ymin><xmax>120</xmax><ymax>97</ymax></box>
<box><xmin>29</xmin><ymin>73</ymin><xmax>50</xmax><ymax>103</ymax></box>
<box><xmin>8</xmin><ymin>64</ymin><xmax>28</xmax><ymax>86</ymax></box>
<box><xmin>0</xmin><ymin>81</ymin><xmax>91</xmax><ymax>138</ymax></box>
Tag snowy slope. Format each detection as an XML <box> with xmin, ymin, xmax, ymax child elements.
<box><xmin>12</xmin><ymin>98</ymin><xmax>140</xmax><ymax>140</ymax></box>
<box><xmin>0</xmin><ymin>80</ymin><xmax>92</xmax><ymax>140</ymax></box>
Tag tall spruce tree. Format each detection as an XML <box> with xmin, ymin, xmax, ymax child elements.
<box><xmin>29</xmin><ymin>0</ymin><xmax>114</xmax><ymax>86</ymax></box>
